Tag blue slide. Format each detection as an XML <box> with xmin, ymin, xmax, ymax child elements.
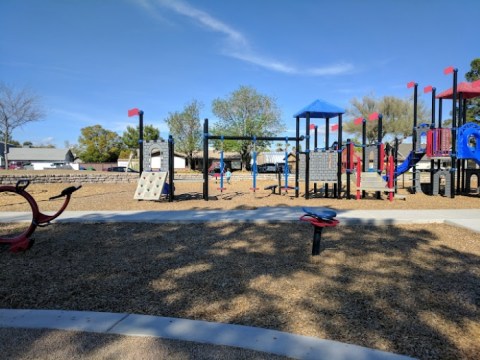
<box><xmin>394</xmin><ymin>149</ymin><xmax>426</xmax><ymax>178</ymax></box>
<box><xmin>457</xmin><ymin>123</ymin><xmax>480</xmax><ymax>166</ymax></box>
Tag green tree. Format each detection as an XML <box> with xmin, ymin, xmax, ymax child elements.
<box><xmin>121</xmin><ymin>124</ymin><xmax>160</xmax><ymax>150</ymax></box>
<box><xmin>76</xmin><ymin>125</ymin><xmax>124</xmax><ymax>162</ymax></box>
<box><xmin>0</xmin><ymin>83</ymin><xmax>44</xmax><ymax>168</ymax></box>
<box><xmin>465</xmin><ymin>58</ymin><xmax>480</xmax><ymax>122</ymax></box>
<box><xmin>274</xmin><ymin>142</ymin><xmax>284</xmax><ymax>151</ymax></box>
<box><xmin>211</xmin><ymin>86</ymin><xmax>285</xmax><ymax>169</ymax></box>
<box><xmin>165</xmin><ymin>100</ymin><xmax>202</xmax><ymax>170</ymax></box>
<box><xmin>344</xmin><ymin>94</ymin><xmax>429</xmax><ymax>144</ymax></box>
<box><xmin>344</xmin><ymin>94</ymin><xmax>379</xmax><ymax>144</ymax></box>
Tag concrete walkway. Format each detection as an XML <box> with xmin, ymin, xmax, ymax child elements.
<box><xmin>4</xmin><ymin>207</ymin><xmax>479</xmax><ymax>359</ymax></box>
<box><xmin>2</xmin><ymin>208</ymin><xmax>480</xmax><ymax>233</ymax></box>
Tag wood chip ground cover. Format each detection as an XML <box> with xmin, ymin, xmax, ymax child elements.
<box><xmin>1</xmin><ymin>179</ymin><xmax>479</xmax><ymax>359</ymax></box>
<box><xmin>1</xmin><ymin>221</ymin><xmax>479</xmax><ymax>359</ymax></box>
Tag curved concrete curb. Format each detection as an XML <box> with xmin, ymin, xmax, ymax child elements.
<box><xmin>0</xmin><ymin>309</ymin><xmax>413</xmax><ymax>360</ymax></box>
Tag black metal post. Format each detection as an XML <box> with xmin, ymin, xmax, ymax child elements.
<box><xmin>337</xmin><ymin>114</ymin><xmax>343</xmax><ymax>199</ymax></box>
<box><xmin>325</xmin><ymin>118</ymin><xmax>330</xmax><ymax>149</ymax></box>
<box><xmin>394</xmin><ymin>137</ymin><xmax>399</xmax><ymax>193</ymax></box>
<box><xmin>295</xmin><ymin>116</ymin><xmax>300</xmax><ymax>198</ymax></box>
<box><xmin>412</xmin><ymin>84</ymin><xmax>418</xmax><ymax>194</ymax></box>
<box><xmin>207</xmin><ymin>135</ymin><xmax>304</xmax><ymax>141</ymax></box>
<box><xmin>325</xmin><ymin>118</ymin><xmax>330</xmax><ymax>197</ymax></box>
<box><xmin>362</xmin><ymin>118</ymin><xmax>366</xmax><ymax>198</ymax></box>
<box><xmin>430</xmin><ymin>88</ymin><xmax>436</xmax><ymax>193</ymax></box>
<box><xmin>314</xmin><ymin>125</ymin><xmax>318</xmax><ymax>194</ymax></box>
<box><xmin>450</xmin><ymin>69</ymin><xmax>458</xmax><ymax>198</ymax></box>
<box><xmin>462</xmin><ymin>98</ymin><xmax>468</xmax><ymax>192</ymax></box>
<box><xmin>203</xmin><ymin>118</ymin><xmax>209</xmax><ymax>201</ymax></box>
<box><xmin>305</xmin><ymin>112</ymin><xmax>311</xmax><ymax>200</ymax></box>
<box><xmin>168</xmin><ymin>135</ymin><xmax>174</xmax><ymax>202</ymax></box>
<box><xmin>139</xmin><ymin>110</ymin><xmax>144</xmax><ymax>175</ymax></box>
<box><xmin>438</xmin><ymin>99</ymin><xmax>443</xmax><ymax>128</ymax></box>
<box><xmin>346</xmin><ymin>138</ymin><xmax>351</xmax><ymax>199</ymax></box>
<box><xmin>376</xmin><ymin>114</ymin><xmax>383</xmax><ymax>199</ymax></box>
<box><xmin>312</xmin><ymin>227</ymin><xmax>323</xmax><ymax>256</ymax></box>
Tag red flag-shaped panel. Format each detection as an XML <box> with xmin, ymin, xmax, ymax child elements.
<box><xmin>128</xmin><ymin>108</ymin><xmax>140</xmax><ymax>117</ymax></box>
<box><xmin>407</xmin><ymin>81</ymin><xmax>415</xmax><ymax>89</ymax></box>
<box><xmin>354</xmin><ymin>117</ymin><xmax>363</xmax><ymax>125</ymax></box>
<box><xmin>309</xmin><ymin>124</ymin><xmax>316</xmax><ymax>130</ymax></box>
<box><xmin>368</xmin><ymin>112</ymin><xmax>379</xmax><ymax>121</ymax></box>
<box><xmin>331</xmin><ymin>124</ymin><xmax>338</xmax><ymax>132</ymax></box>
<box><xmin>424</xmin><ymin>85</ymin><xmax>433</xmax><ymax>93</ymax></box>
<box><xmin>444</xmin><ymin>66</ymin><xmax>454</xmax><ymax>75</ymax></box>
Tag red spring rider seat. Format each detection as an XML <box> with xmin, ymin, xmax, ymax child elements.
<box><xmin>299</xmin><ymin>208</ymin><xmax>339</xmax><ymax>256</ymax></box>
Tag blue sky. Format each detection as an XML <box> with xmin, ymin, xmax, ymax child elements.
<box><xmin>1</xmin><ymin>0</ymin><xmax>478</xmax><ymax>148</ymax></box>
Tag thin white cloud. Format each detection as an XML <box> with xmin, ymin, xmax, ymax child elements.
<box><xmin>138</xmin><ymin>0</ymin><xmax>353</xmax><ymax>76</ymax></box>
<box><xmin>228</xmin><ymin>52</ymin><xmax>298</xmax><ymax>74</ymax></box>
<box><xmin>132</xmin><ymin>0</ymin><xmax>172</xmax><ymax>24</ymax></box>
<box><xmin>307</xmin><ymin>63</ymin><xmax>355</xmax><ymax>76</ymax></box>
<box><xmin>158</xmin><ymin>0</ymin><xmax>247</xmax><ymax>47</ymax></box>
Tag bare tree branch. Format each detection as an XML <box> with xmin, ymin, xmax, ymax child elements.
<box><xmin>0</xmin><ymin>83</ymin><xmax>45</xmax><ymax>168</ymax></box>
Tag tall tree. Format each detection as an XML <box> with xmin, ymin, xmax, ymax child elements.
<box><xmin>344</xmin><ymin>94</ymin><xmax>379</xmax><ymax>143</ymax></box>
<box><xmin>0</xmin><ymin>83</ymin><xmax>44</xmax><ymax>168</ymax></box>
<box><xmin>211</xmin><ymin>86</ymin><xmax>284</xmax><ymax>169</ymax></box>
<box><xmin>344</xmin><ymin>94</ymin><xmax>429</xmax><ymax>144</ymax></box>
<box><xmin>76</xmin><ymin>125</ymin><xmax>124</xmax><ymax>162</ymax></box>
<box><xmin>165</xmin><ymin>100</ymin><xmax>203</xmax><ymax>170</ymax></box>
<box><xmin>465</xmin><ymin>58</ymin><xmax>480</xmax><ymax>122</ymax></box>
<box><xmin>122</xmin><ymin>124</ymin><xmax>160</xmax><ymax>149</ymax></box>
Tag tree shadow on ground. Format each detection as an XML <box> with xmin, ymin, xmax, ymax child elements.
<box><xmin>1</xmin><ymin>220</ymin><xmax>479</xmax><ymax>359</ymax></box>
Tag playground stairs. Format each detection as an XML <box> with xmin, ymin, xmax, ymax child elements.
<box><xmin>358</xmin><ymin>172</ymin><xmax>394</xmax><ymax>193</ymax></box>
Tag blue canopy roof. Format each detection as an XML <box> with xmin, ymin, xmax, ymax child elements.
<box><xmin>293</xmin><ymin>99</ymin><xmax>345</xmax><ymax>119</ymax></box>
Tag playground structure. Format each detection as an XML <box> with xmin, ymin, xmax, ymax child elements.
<box><xmin>0</xmin><ymin>180</ymin><xmax>81</xmax><ymax>252</ymax></box>
<box><xmin>129</xmin><ymin>68</ymin><xmax>479</xmax><ymax>202</ymax></box>
<box><xmin>401</xmin><ymin>72</ymin><xmax>480</xmax><ymax>198</ymax></box>
<box><xmin>293</xmin><ymin>69</ymin><xmax>480</xmax><ymax>201</ymax></box>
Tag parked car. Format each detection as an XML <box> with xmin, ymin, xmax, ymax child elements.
<box><xmin>48</xmin><ymin>162</ymin><xmax>73</xmax><ymax>170</ymax></box>
<box><xmin>257</xmin><ymin>163</ymin><xmax>277</xmax><ymax>173</ymax></box>
<box><xmin>7</xmin><ymin>162</ymin><xmax>23</xmax><ymax>170</ymax></box>
<box><xmin>107</xmin><ymin>166</ymin><xmax>139</xmax><ymax>173</ymax></box>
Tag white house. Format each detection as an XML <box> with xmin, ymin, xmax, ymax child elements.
<box><xmin>7</xmin><ymin>148</ymin><xmax>76</xmax><ymax>170</ymax></box>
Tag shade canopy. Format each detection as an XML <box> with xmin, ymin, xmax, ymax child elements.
<box><xmin>436</xmin><ymin>81</ymin><xmax>480</xmax><ymax>100</ymax></box>
<box><xmin>293</xmin><ymin>99</ymin><xmax>345</xmax><ymax>119</ymax></box>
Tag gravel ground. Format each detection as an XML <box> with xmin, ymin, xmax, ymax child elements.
<box><xmin>0</xmin><ymin>178</ymin><xmax>478</xmax><ymax>212</ymax></box>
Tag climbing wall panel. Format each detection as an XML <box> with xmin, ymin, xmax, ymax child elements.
<box><xmin>134</xmin><ymin>172</ymin><xmax>168</xmax><ymax>200</ymax></box>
